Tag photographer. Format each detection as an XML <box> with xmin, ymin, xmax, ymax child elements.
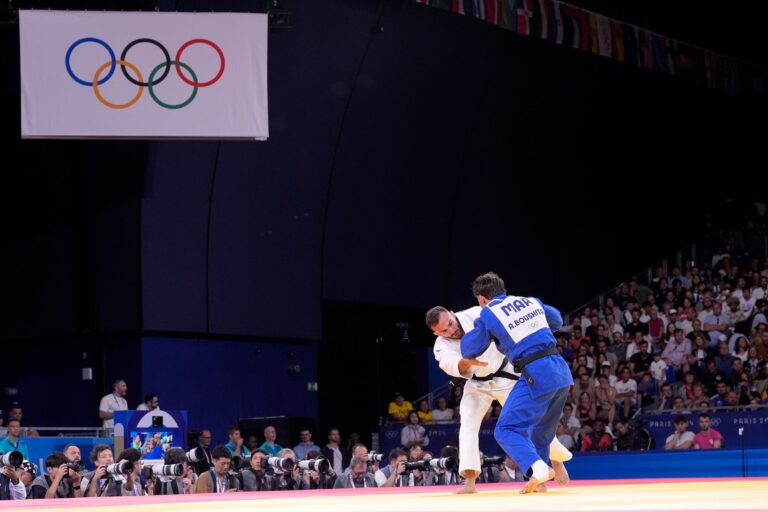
<box><xmin>477</xmin><ymin>453</ymin><xmax>503</xmax><ymax>484</ymax></box>
<box><xmin>81</xmin><ymin>444</ymin><xmax>131</xmax><ymax>497</ymax></box>
<box><xmin>374</xmin><ymin>448</ymin><xmax>407</xmax><ymax>487</ymax></box>
<box><xmin>239</xmin><ymin>449</ymin><xmax>274</xmax><ymax>491</ymax></box>
<box><xmin>272</xmin><ymin>448</ymin><xmax>301</xmax><ymax>491</ymax></box>
<box><xmin>404</xmin><ymin>462</ymin><xmax>435</xmax><ymax>487</ymax></box>
<box><xmin>497</xmin><ymin>455</ymin><xmax>526</xmax><ymax>482</ymax></box>
<box><xmin>333</xmin><ymin>455</ymin><xmax>376</xmax><ymax>488</ymax></box>
<box><xmin>300</xmin><ymin>450</ymin><xmax>335</xmax><ymax>489</ymax></box>
<box><xmin>433</xmin><ymin>445</ymin><xmax>461</xmax><ymax>485</ymax></box>
<box><xmin>195</xmin><ymin>445</ymin><xmax>237</xmax><ymax>493</ymax></box>
<box><xmin>152</xmin><ymin>448</ymin><xmax>196</xmax><ymax>495</ymax></box>
<box><xmin>0</xmin><ymin>452</ymin><xmax>26</xmax><ymax>500</ymax></box>
<box><xmin>119</xmin><ymin>448</ymin><xmax>144</xmax><ymax>496</ymax></box>
<box><xmin>28</xmin><ymin>452</ymin><xmax>82</xmax><ymax>499</ymax></box>
<box><xmin>19</xmin><ymin>461</ymin><xmax>37</xmax><ymax>493</ymax></box>
<box><xmin>350</xmin><ymin>443</ymin><xmax>379</xmax><ymax>474</ymax></box>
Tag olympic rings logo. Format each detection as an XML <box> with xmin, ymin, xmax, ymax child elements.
<box><xmin>65</xmin><ymin>37</ymin><xmax>225</xmax><ymax>109</ymax></box>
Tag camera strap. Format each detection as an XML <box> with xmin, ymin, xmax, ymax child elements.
<box><xmin>96</xmin><ymin>478</ymin><xmax>110</xmax><ymax>497</ymax></box>
<box><xmin>348</xmin><ymin>471</ymin><xmax>368</xmax><ymax>488</ymax></box>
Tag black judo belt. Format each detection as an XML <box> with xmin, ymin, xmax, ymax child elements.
<box><xmin>472</xmin><ymin>357</ymin><xmax>519</xmax><ymax>382</ymax></box>
<box><xmin>513</xmin><ymin>348</ymin><xmax>560</xmax><ymax>385</ymax></box>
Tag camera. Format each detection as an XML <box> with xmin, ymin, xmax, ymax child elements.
<box><xmin>264</xmin><ymin>456</ymin><xmax>294</xmax><ymax>473</ymax></box>
<box><xmin>403</xmin><ymin>460</ymin><xmax>428</xmax><ymax>472</ymax></box>
<box><xmin>298</xmin><ymin>458</ymin><xmax>329</xmax><ymax>473</ymax></box>
<box><xmin>0</xmin><ymin>451</ymin><xmax>23</xmax><ymax>468</ymax></box>
<box><xmin>186</xmin><ymin>447</ymin><xmax>206</xmax><ymax>463</ymax></box>
<box><xmin>104</xmin><ymin>461</ymin><xmax>134</xmax><ymax>476</ymax></box>
<box><xmin>404</xmin><ymin>456</ymin><xmax>457</xmax><ymax>472</ymax></box>
<box><xmin>143</xmin><ymin>463</ymin><xmax>184</xmax><ymax>478</ymax></box>
<box><xmin>230</xmin><ymin>455</ymin><xmax>245</xmax><ymax>471</ymax></box>
<box><xmin>366</xmin><ymin>451</ymin><xmax>384</xmax><ymax>463</ymax></box>
<box><xmin>66</xmin><ymin>460</ymin><xmax>85</xmax><ymax>472</ymax></box>
<box><xmin>63</xmin><ymin>460</ymin><xmax>85</xmax><ymax>476</ymax></box>
<box><xmin>481</xmin><ymin>455</ymin><xmax>504</xmax><ymax>467</ymax></box>
<box><xmin>425</xmin><ymin>456</ymin><xmax>456</xmax><ymax>471</ymax></box>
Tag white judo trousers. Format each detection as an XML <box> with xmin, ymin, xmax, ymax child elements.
<box><xmin>433</xmin><ymin>307</ymin><xmax>572</xmax><ymax>476</ymax></box>
<box><xmin>458</xmin><ymin>372</ymin><xmax>572</xmax><ymax>474</ymax></box>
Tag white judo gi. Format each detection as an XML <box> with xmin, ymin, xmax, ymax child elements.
<box><xmin>433</xmin><ymin>307</ymin><xmax>572</xmax><ymax>476</ymax></box>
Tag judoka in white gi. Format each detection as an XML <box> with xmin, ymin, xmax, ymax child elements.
<box><xmin>428</xmin><ymin>305</ymin><xmax>572</xmax><ymax>493</ymax></box>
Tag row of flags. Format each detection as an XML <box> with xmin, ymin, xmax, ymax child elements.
<box><xmin>416</xmin><ymin>0</ymin><xmax>763</xmax><ymax>96</ymax></box>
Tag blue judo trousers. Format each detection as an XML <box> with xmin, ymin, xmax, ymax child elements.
<box><xmin>461</xmin><ymin>295</ymin><xmax>573</xmax><ymax>474</ymax></box>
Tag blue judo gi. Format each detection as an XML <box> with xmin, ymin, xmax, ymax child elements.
<box><xmin>461</xmin><ymin>294</ymin><xmax>573</xmax><ymax>475</ymax></box>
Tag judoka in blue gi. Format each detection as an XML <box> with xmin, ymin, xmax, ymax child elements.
<box><xmin>461</xmin><ymin>272</ymin><xmax>573</xmax><ymax>493</ymax></box>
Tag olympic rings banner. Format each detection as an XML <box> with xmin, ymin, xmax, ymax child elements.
<box><xmin>20</xmin><ymin>10</ymin><xmax>268</xmax><ymax>140</ymax></box>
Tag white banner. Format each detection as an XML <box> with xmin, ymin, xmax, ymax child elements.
<box><xmin>20</xmin><ymin>10</ymin><xmax>268</xmax><ymax>140</ymax></box>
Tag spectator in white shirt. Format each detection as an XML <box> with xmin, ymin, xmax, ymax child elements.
<box><xmin>136</xmin><ymin>393</ymin><xmax>160</xmax><ymax>411</ymax></box>
<box><xmin>430</xmin><ymin>397</ymin><xmax>453</xmax><ymax>422</ymax></box>
<box><xmin>99</xmin><ymin>380</ymin><xmax>128</xmax><ymax>430</ymax></box>
<box><xmin>664</xmin><ymin>416</ymin><xmax>695</xmax><ymax>450</ymax></box>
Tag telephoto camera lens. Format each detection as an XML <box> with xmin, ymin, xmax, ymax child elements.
<box><xmin>366</xmin><ymin>451</ymin><xmax>384</xmax><ymax>462</ymax></box>
<box><xmin>0</xmin><ymin>451</ymin><xmax>23</xmax><ymax>468</ymax></box>
<box><xmin>265</xmin><ymin>457</ymin><xmax>294</xmax><ymax>472</ymax></box>
<box><xmin>153</xmin><ymin>463</ymin><xmax>184</xmax><ymax>476</ymax></box>
<box><xmin>426</xmin><ymin>456</ymin><xmax>457</xmax><ymax>472</ymax></box>
<box><xmin>481</xmin><ymin>455</ymin><xmax>503</xmax><ymax>467</ymax></box>
<box><xmin>105</xmin><ymin>461</ymin><xmax>134</xmax><ymax>476</ymax></box>
<box><xmin>298</xmin><ymin>458</ymin><xmax>329</xmax><ymax>473</ymax></box>
<box><xmin>403</xmin><ymin>460</ymin><xmax>429</xmax><ymax>472</ymax></box>
<box><xmin>186</xmin><ymin>447</ymin><xmax>205</xmax><ymax>463</ymax></box>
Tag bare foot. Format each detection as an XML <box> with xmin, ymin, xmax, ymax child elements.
<box><xmin>534</xmin><ymin>484</ymin><xmax>547</xmax><ymax>492</ymax></box>
<box><xmin>455</xmin><ymin>482</ymin><xmax>477</xmax><ymax>494</ymax></box>
<box><xmin>455</xmin><ymin>471</ymin><xmax>478</xmax><ymax>494</ymax></box>
<box><xmin>520</xmin><ymin>468</ymin><xmax>555</xmax><ymax>494</ymax></box>
<box><xmin>552</xmin><ymin>460</ymin><xmax>570</xmax><ymax>485</ymax></box>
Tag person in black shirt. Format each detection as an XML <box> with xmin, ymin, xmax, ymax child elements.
<box><xmin>629</xmin><ymin>341</ymin><xmax>653</xmax><ymax>380</ymax></box>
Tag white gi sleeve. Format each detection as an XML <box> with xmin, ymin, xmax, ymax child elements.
<box><xmin>433</xmin><ymin>338</ymin><xmax>473</xmax><ymax>379</ymax></box>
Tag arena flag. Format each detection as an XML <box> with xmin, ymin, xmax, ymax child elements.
<box><xmin>595</xmin><ymin>14</ymin><xmax>612</xmax><ymax>58</ymax></box>
<box><xmin>19</xmin><ymin>10</ymin><xmax>269</xmax><ymax>140</ymax></box>
<box><xmin>414</xmin><ymin>0</ymin><xmax>761</xmax><ymax>96</ymax></box>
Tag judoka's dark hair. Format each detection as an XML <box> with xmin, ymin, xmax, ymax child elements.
<box><xmin>425</xmin><ymin>306</ymin><xmax>449</xmax><ymax>328</ymax></box>
<box><xmin>472</xmin><ymin>272</ymin><xmax>506</xmax><ymax>299</ymax></box>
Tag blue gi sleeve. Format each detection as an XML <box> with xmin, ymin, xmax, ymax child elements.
<box><xmin>460</xmin><ymin>316</ymin><xmax>492</xmax><ymax>359</ymax></box>
<box><xmin>542</xmin><ymin>303</ymin><xmax>563</xmax><ymax>331</ymax></box>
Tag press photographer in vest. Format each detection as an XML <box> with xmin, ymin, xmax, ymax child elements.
<box><xmin>152</xmin><ymin>448</ymin><xmax>197</xmax><ymax>495</ymax></box>
<box><xmin>239</xmin><ymin>449</ymin><xmax>274</xmax><ymax>491</ymax></box>
<box><xmin>195</xmin><ymin>445</ymin><xmax>237</xmax><ymax>493</ymax></box>
<box><xmin>27</xmin><ymin>451</ymin><xmax>83</xmax><ymax>499</ymax></box>
<box><xmin>374</xmin><ymin>448</ymin><xmax>407</xmax><ymax>487</ymax></box>
<box><xmin>0</xmin><ymin>450</ymin><xmax>26</xmax><ymax>500</ymax></box>
<box><xmin>81</xmin><ymin>444</ymin><xmax>134</xmax><ymax>497</ymax></box>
